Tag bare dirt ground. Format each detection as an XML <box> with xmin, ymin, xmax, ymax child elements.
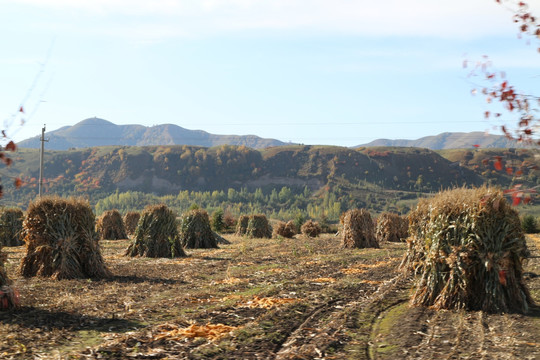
<box><xmin>0</xmin><ymin>233</ymin><xmax>538</xmax><ymax>359</ymax></box>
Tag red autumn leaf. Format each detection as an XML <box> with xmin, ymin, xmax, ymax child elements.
<box><xmin>19</xmin><ymin>106</ymin><xmax>24</xmax><ymax>113</ymax></box>
<box><xmin>494</xmin><ymin>159</ymin><xmax>503</xmax><ymax>171</ymax></box>
<box><xmin>523</xmin><ymin>197</ymin><xmax>531</xmax><ymax>204</ymax></box>
<box><xmin>5</xmin><ymin>141</ymin><xmax>16</xmax><ymax>152</ymax></box>
<box><xmin>501</xmin><ymin>81</ymin><xmax>507</xmax><ymax>89</ymax></box>
<box><xmin>482</xmin><ymin>159</ymin><xmax>489</xmax><ymax>165</ymax></box>
<box><xmin>14</xmin><ymin>178</ymin><xmax>22</xmax><ymax>189</ymax></box>
<box><xmin>506</xmin><ymin>167</ymin><xmax>514</xmax><ymax>175</ymax></box>
<box><xmin>473</xmin><ymin>144</ymin><xmax>480</xmax><ymax>148</ymax></box>
<box><xmin>516</xmin><ymin>170</ymin><xmax>523</xmax><ymax>176</ymax></box>
<box><xmin>484</xmin><ymin>111</ymin><xmax>490</xmax><ymax>119</ymax></box>
<box><xmin>512</xmin><ymin>196</ymin><xmax>521</xmax><ymax>206</ymax></box>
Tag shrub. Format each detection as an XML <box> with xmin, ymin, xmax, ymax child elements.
<box><xmin>211</xmin><ymin>209</ymin><xmax>225</xmax><ymax>233</ymax></box>
<box><xmin>274</xmin><ymin>220</ymin><xmax>296</xmax><ymax>238</ymax></box>
<box><xmin>375</xmin><ymin>212</ymin><xmax>408</xmax><ymax>243</ymax></box>
<box><xmin>402</xmin><ymin>187</ymin><xmax>532</xmax><ymax>313</ymax></box>
<box><xmin>521</xmin><ymin>214</ymin><xmax>538</xmax><ymax>234</ymax></box>
<box><xmin>126</xmin><ymin>204</ymin><xmax>186</xmax><ymax>258</ymax></box>
<box><xmin>0</xmin><ymin>207</ymin><xmax>24</xmax><ymax>246</ymax></box>
<box><xmin>123</xmin><ymin>211</ymin><xmax>140</xmax><ymax>236</ymax></box>
<box><xmin>179</xmin><ymin>209</ymin><xmax>218</xmax><ymax>249</ymax></box>
<box><xmin>20</xmin><ymin>196</ymin><xmax>110</xmax><ymax>279</ymax></box>
<box><xmin>301</xmin><ymin>220</ymin><xmax>322</xmax><ymax>238</ymax></box>
<box><xmin>96</xmin><ymin>209</ymin><xmax>127</xmax><ymax>240</ymax></box>
<box><xmin>341</xmin><ymin>209</ymin><xmax>378</xmax><ymax>249</ymax></box>
<box><xmin>246</xmin><ymin>214</ymin><xmax>272</xmax><ymax>238</ymax></box>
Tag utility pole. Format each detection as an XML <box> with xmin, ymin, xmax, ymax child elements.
<box><xmin>38</xmin><ymin>125</ymin><xmax>48</xmax><ymax>197</ymax></box>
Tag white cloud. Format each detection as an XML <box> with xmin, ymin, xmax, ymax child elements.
<box><xmin>8</xmin><ymin>0</ymin><xmax>540</xmax><ymax>40</ymax></box>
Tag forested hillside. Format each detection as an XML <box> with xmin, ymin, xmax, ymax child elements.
<box><xmin>2</xmin><ymin>144</ymin><xmax>537</xmax><ymax>220</ymax></box>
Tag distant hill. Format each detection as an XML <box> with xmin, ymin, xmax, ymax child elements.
<box><xmin>359</xmin><ymin>131</ymin><xmax>528</xmax><ymax>150</ymax></box>
<box><xmin>18</xmin><ymin>118</ymin><xmax>290</xmax><ymax>150</ymax></box>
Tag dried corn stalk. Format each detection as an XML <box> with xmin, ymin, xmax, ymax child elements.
<box><xmin>0</xmin><ymin>207</ymin><xmax>24</xmax><ymax>246</ymax></box>
<box><xmin>179</xmin><ymin>209</ymin><xmax>218</xmax><ymax>249</ymax></box>
<box><xmin>341</xmin><ymin>209</ymin><xmax>378</xmax><ymax>249</ymax></box>
<box><xmin>125</xmin><ymin>204</ymin><xmax>186</xmax><ymax>258</ymax></box>
<box><xmin>96</xmin><ymin>209</ymin><xmax>127</xmax><ymax>240</ymax></box>
<box><xmin>123</xmin><ymin>211</ymin><xmax>140</xmax><ymax>237</ymax></box>
<box><xmin>403</xmin><ymin>187</ymin><xmax>532</xmax><ymax>313</ymax></box>
<box><xmin>376</xmin><ymin>212</ymin><xmax>408</xmax><ymax>243</ymax></box>
<box><xmin>20</xmin><ymin>196</ymin><xmax>110</xmax><ymax>279</ymax></box>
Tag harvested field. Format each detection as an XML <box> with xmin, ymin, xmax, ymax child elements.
<box><xmin>0</xmin><ymin>233</ymin><xmax>538</xmax><ymax>359</ymax></box>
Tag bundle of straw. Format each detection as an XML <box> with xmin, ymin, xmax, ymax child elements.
<box><xmin>125</xmin><ymin>204</ymin><xmax>186</xmax><ymax>258</ymax></box>
<box><xmin>273</xmin><ymin>220</ymin><xmax>297</xmax><ymax>238</ymax></box>
<box><xmin>375</xmin><ymin>212</ymin><xmax>408</xmax><ymax>243</ymax></box>
<box><xmin>402</xmin><ymin>187</ymin><xmax>533</xmax><ymax>313</ymax></box>
<box><xmin>123</xmin><ymin>211</ymin><xmax>140</xmax><ymax>236</ymax></box>
<box><xmin>20</xmin><ymin>197</ymin><xmax>111</xmax><ymax>279</ymax></box>
<box><xmin>96</xmin><ymin>209</ymin><xmax>127</xmax><ymax>240</ymax></box>
<box><xmin>341</xmin><ymin>209</ymin><xmax>378</xmax><ymax>249</ymax></box>
<box><xmin>0</xmin><ymin>245</ymin><xmax>18</xmax><ymax>310</ymax></box>
<box><xmin>179</xmin><ymin>209</ymin><xmax>218</xmax><ymax>249</ymax></box>
<box><xmin>301</xmin><ymin>220</ymin><xmax>322</xmax><ymax>238</ymax></box>
<box><xmin>246</xmin><ymin>214</ymin><xmax>272</xmax><ymax>238</ymax></box>
<box><xmin>235</xmin><ymin>215</ymin><xmax>250</xmax><ymax>236</ymax></box>
<box><xmin>0</xmin><ymin>207</ymin><xmax>24</xmax><ymax>246</ymax></box>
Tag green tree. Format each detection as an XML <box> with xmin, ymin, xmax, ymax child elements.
<box><xmin>211</xmin><ymin>208</ymin><xmax>225</xmax><ymax>232</ymax></box>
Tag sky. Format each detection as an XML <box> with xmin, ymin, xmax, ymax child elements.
<box><xmin>1</xmin><ymin>0</ymin><xmax>540</xmax><ymax>147</ymax></box>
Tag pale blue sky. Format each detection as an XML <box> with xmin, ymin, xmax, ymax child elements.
<box><xmin>1</xmin><ymin>0</ymin><xmax>539</xmax><ymax>147</ymax></box>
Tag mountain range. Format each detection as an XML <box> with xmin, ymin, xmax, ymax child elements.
<box><xmin>18</xmin><ymin>118</ymin><xmax>529</xmax><ymax>151</ymax></box>
<box><xmin>358</xmin><ymin>131</ymin><xmax>526</xmax><ymax>150</ymax></box>
<box><xmin>18</xmin><ymin>118</ymin><xmax>289</xmax><ymax>150</ymax></box>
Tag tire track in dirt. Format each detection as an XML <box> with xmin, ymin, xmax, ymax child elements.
<box><xmin>274</xmin><ymin>272</ymin><xmax>411</xmax><ymax>360</ymax></box>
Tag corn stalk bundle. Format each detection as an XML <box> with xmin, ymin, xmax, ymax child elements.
<box><xmin>179</xmin><ymin>209</ymin><xmax>218</xmax><ymax>249</ymax></box>
<box><xmin>96</xmin><ymin>209</ymin><xmax>127</xmax><ymax>240</ymax></box>
<box><xmin>125</xmin><ymin>204</ymin><xmax>186</xmax><ymax>258</ymax></box>
<box><xmin>0</xmin><ymin>244</ymin><xmax>19</xmax><ymax>310</ymax></box>
<box><xmin>246</xmin><ymin>214</ymin><xmax>272</xmax><ymax>238</ymax></box>
<box><xmin>235</xmin><ymin>215</ymin><xmax>250</xmax><ymax>236</ymax></box>
<box><xmin>0</xmin><ymin>207</ymin><xmax>24</xmax><ymax>246</ymax></box>
<box><xmin>20</xmin><ymin>197</ymin><xmax>111</xmax><ymax>279</ymax></box>
<box><xmin>376</xmin><ymin>212</ymin><xmax>408</xmax><ymax>243</ymax></box>
<box><xmin>123</xmin><ymin>211</ymin><xmax>140</xmax><ymax>236</ymax></box>
<box><xmin>402</xmin><ymin>187</ymin><xmax>533</xmax><ymax>313</ymax></box>
<box><xmin>274</xmin><ymin>220</ymin><xmax>297</xmax><ymax>238</ymax></box>
<box><xmin>301</xmin><ymin>220</ymin><xmax>322</xmax><ymax>238</ymax></box>
<box><xmin>342</xmin><ymin>209</ymin><xmax>378</xmax><ymax>249</ymax></box>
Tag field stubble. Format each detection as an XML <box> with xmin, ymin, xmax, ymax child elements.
<box><xmin>0</xmin><ymin>233</ymin><xmax>538</xmax><ymax>359</ymax></box>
